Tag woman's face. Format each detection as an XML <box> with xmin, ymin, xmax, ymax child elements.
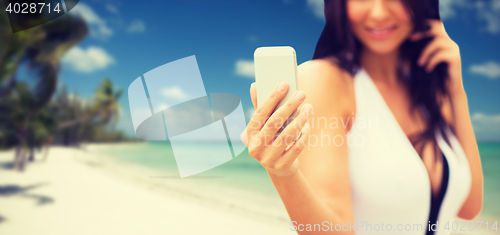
<box><xmin>347</xmin><ymin>0</ymin><xmax>413</xmax><ymax>55</ymax></box>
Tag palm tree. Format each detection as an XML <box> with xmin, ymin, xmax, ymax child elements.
<box><xmin>0</xmin><ymin>83</ymin><xmax>32</xmax><ymax>170</ymax></box>
<box><xmin>27</xmin><ymin>108</ymin><xmax>57</xmax><ymax>162</ymax></box>
<box><xmin>0</xmin><ymin>83</ymin><xmax>56</xmax><ymax>170</ymax></box>
<box><xmin>58</xmin><ymin>78</ymin><xmax>123</xmax><ymax>131</ymax></box>
<box><xmin>93</xmin><ymin>79</ymin><xmax>123</xmax><ymax>126</ymax></box>
<box><xmin>0</xmin><ymin>3</ymin><xmax>88</xmax><ymax>171</ymax></box>
<box><xmin>0</xmin><ymin>5</ymin><xmax>88</xmax><ymax>99</ymax></box>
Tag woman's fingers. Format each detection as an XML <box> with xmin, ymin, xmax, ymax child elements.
<box><xmin>246</xmin><ymin>83</ymin><xmax>288</xmax><ymax>138</ymax></box>
<box><xmin>409</xmin><ymin>28</ymin><xmax>434</xmax><ymax>41</ymax></box>
<box><xmin>240</xmin><ymin>129</ymin><xmax>249</xmax><ymax>146</ymax></box>
<box><xmin>250</xmin><ymin>82</ymin><xmax>258</xmax><ymax>110</ymax></box>
<box><xmin>275</xmin><ymin>122</ymin><xmax>311</xmax><ymax>170</ymax></box>
<box><xmin>257</xmin><ymin>91</ymin><xmax>306</xmax><ymax>144</ymax></box>
<box><xmin>270</xmin><ymin>103</ymin><xmax>312</xmax><ymax>154</ymax></box>
<box><xmin>426</xmin><ymin>51</ymin><xmax>449</xmax><ymax>73</ymax></box>
<box><xmin>410</xmin><ymin>20</ymin><xmax>446</xmax><ymax>42</ymax></box>
<box><xmin>409</xmin><ymin>31</ymin><xmax>432</xmax><ymax>41</ymax></box>
<box><xmin>418</xmin><ymin>39</ymin><xmax>442</xmax><ymax>66</ymax></box>
<box><xmin>256</xmin><ymin>103</ymin><xmax>311</xmax><ymax>168</ymax></box>
<box><xmin>418</xmin><ymin>37</ymin><xmax>457</xmax><ymax>72</ymax></box>
<box><xmin>241</xmin><ymin>83</ymin><xmax>257</xmax><ymax>147</ymax></box>
<box><xmin>413</xmin><ymin>19</ymin><xmax>456</xmax><ymax>73</ymax></box>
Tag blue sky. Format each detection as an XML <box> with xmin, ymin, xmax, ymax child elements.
<box><xmin>57</xmin><ymin>0</ymin><xmax>500</xmax><ymax>142</ymax></box>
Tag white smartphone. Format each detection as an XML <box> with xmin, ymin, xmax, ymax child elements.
<box><xmin>254</xmin><ymin>46</ymin><xmax>299</xmax><ymax>129</ymax></box>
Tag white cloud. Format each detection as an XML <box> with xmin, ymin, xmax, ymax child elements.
<box><xmin>439</xmin><ymin>0</ymin><xmax>469</xmax><ymax>19</ymax></box>
<box><xmin>470</xmin><ymin>61</ymin><xmax>500</xmax><ymax>79</ymax></box>
<box><xmin>439</xmin><ymin>0</ymin><xmax>500</xmax><ymax>34</ymax></box>
<box><xmin>472</xmin><ymin>112</ymin><xmax>500</xmax><ymax>141</ymax></box>
<box><xmin>62</xmin><ymin>46</ymin><xmax>115</xmax><ymax>73</ymax></box>
<box><xmin>161</xmin><ymin>87</ymin><xmax>188</xmax><ymax>100</ymax></box>
<box><xmin>128</xmin><ymin>19</ymin><xmax>146</xmax><ymax>33</ymax></box>
<box><xmin>472</xmin><ymin>113</ymin><xmax>500</xmax><ymax>124</ymax></box>
<box><xmin>235</xmin><ymin>60</ymin><xmax>255</xmax><ymax>79</ymax></box>
<box><xmin>475</xmin><ymin>0</ymin><xmax>500</xmax><ymax>33</ymax></box>
<box><xmin>307</xmin><ymin>0</ymin><xmax>324</xmax><ymax>19</ymax></box>
<box><xmin>70</xmin><ymin>3</ymin><xmax>113</xmax><ymax>40</ymax></box>
<box><xmin>439</xmin><ymin>0</ymin><xmax>454</xmax><ymax>19</ymax></box>
<box><xmin>105</xmin><ymin>3</ymin><xmax>119</xmax><ymax>15</ymax></box>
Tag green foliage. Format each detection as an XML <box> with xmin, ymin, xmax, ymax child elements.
<box><xmin>0</xmin><ymin>82</ymin><xmax>58</xmax><ymax>149</ymax></box>
<box><xmin>0</xmin><ymin>79</ymin><xmax>130</xmax><ymax>150</ymax></box>
<box><xmin>0</xmin><ymin>1</ymin><xmax>88</xmax><ymax>105</ymax></box>
<box><xmin>0</xmin><ymin>1</ymin><xmax>88</xmax><ymax>169</ymax></box>
<box><xmin>50</xmin><ymin>80</ymin><xmax>128</xmax><ymax>146</ymax></box>
<box><xmin>0</xmin><ymin>2</ymin><xmax>132</xmax><ymax>170</ymax></box>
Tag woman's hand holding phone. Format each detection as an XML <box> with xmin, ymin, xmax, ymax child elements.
<box><xmin>241</xmin><ymin>82</ymin><xmax>313</xmax><ymax>178</ymax></box>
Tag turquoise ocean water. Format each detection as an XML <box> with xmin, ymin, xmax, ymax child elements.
<box><xmin>100</xmin><ymin>142</ymin><xmax>278</xmax><ymax>195</ymax></box>
<box><xmin>479</xmin><ymin>143</ymin><xmax>500</xmax><ymax>218</ymax></box>
<box><xmin>101</xmin><ymin>142</ymin><xmax>500</xmax><ymax>219</ymax></box>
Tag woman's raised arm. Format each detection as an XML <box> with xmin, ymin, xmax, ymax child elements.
<box><xmin>242</xmin><ymin>59</ymin><xmax>356</xmax><ymax>234</ymax></box>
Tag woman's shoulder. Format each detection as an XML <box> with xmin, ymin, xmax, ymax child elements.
<box><xmin>297</xmin><ymin>58</ymin><xmax>356</xmax><ymax>118</ymax></box>
<box><xmin>298</xmin><ymin>58</ymin><xmax>352</xmax><ymax>79</ymax></box>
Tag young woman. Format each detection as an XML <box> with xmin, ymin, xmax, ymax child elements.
<box><xmin>242</xmin><ymin>0</ymin><xmax>483</xmax><ymax>234</ymax></box>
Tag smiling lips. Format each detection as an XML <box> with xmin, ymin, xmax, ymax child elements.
<box><xmin>366</xmin><ymin>25</ymin><xmax>398</xmax><ymax>39</ymax></box>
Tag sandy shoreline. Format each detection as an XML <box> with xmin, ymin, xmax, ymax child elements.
<box><xmin>0</xmin><ymin>144</ymin><xmax>498</xmax><ymax>235</ymax></box>
<box><xmin>0</xmin><ymin>145</ymin><xmax>292</xmax><ymax>235</ymax></box>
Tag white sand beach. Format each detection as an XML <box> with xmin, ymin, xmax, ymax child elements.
<box><xmin>0</xmin><ymin>145</ymin><xmax>292</xmax><ymax>235</ymax></box>
<box><xmin>0</xmin><ymin>144</ymin><xmax>497</xmax><ymax>235</ymax></box>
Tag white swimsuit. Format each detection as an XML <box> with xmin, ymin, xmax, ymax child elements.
<box><xmin>347</xmin><ymin>68</ymin><xmax>472</xmax><ymax>235</ymax></box>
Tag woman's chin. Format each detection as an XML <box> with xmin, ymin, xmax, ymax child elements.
<box><xmin>365</xmin><ymin>44</ymin><xmax>400</xmax><ymax>56</ymax></box>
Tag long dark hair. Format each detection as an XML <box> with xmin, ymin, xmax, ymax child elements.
<box><xmin>313</xmin><ymin>0</ymin><xmax>449</xmax><ymax>161</ymax></box>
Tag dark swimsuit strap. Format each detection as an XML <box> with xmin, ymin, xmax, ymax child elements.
<box><xmin>426</xmin><ymin>153</ymin><xmax>449</xmax><ymax>235</ymax></box>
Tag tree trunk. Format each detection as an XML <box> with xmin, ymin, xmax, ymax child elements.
<box><xmin>18</xmin><ymin>150</ymin><xmax>27</xmax><ymax>172</ymax></box>
<box><xmin>13</xmin><ymin>143</ymin><xmax>22</xmax><ymax>170</ymax></box>
<box><xmin>28</xmin><ymin>148</ymin><xmax>34</xmax><ymax>162</ymax></box>
<box><xmin>58</xmin><ymin>108</ymin><xmax>104</xmax><ymax>130</ymax></box>
<box><xmin>14</xmin><ymin>147</ymin><xmax>27</xmax><ymax>172</ymax></box>
<box><xmin>14</xmin><ymin>130</ymin><xmax>27</xmax><ymax>171</ymax></box>
<box><xmin>42</xmin><ymin>139</ymin><xmax>52</xmax><ymax>162</ymax></box>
